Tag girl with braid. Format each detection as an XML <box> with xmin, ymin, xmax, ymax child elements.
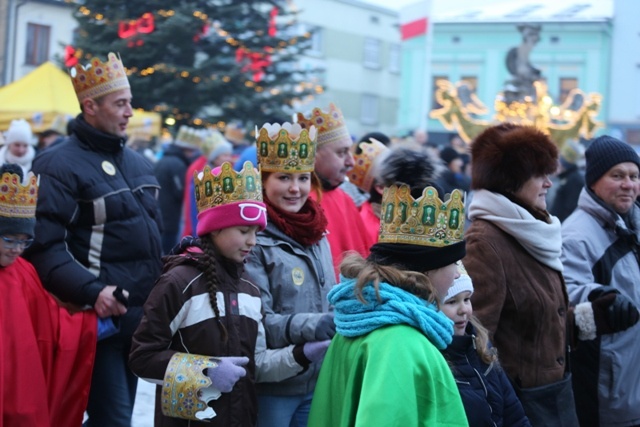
<box><xmin>130</xmin><ymin>162</ymin><xmax>320</xmax><ymax>427</ymax></box>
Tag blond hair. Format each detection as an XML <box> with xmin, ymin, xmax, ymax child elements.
<box><xmin>340</xmin><ymin>253</ymin><xmax>438</xmax><ymax>305</ymax></box>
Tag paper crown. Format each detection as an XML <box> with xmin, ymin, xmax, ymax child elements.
<box><xmin>174</xmin><ymin>125</ymin><xmax>207</xmax><ymax>150</ymax></box>
<box><xmin>348</xmin><ymin>138</ymin><xmax>389</xmax><ymax>191</ymax></box>
<box><xmin>201</xmin><ymin>129</ymin><xmax>232</xmax><ymax>160</ymax></box>
<box><xmin>256</xmin><ymin>122</ymin><xmax>318</xmax><ymax>173</ymax></box>
<box><xmin>295</xmin><ymin>103</ymin><xmax>351</xmax><ymax>146</ymax></box>
<box><xmin>379</xmin><ymin>184</ymin><xmax>465</xmax><ymax>247</ymax></box>
<box><xmin>161</xmin><ymin>353</ymin><xmax>220</xmax><ymax>422</ymax></box>
<box><xmin>69</xmin><ymin>52</ymin><xmax>130</xmax><ymax>102</ymax></box>
<box><xmin>194</xmin><ymin>161</ymin><xmax>263</xmax><ymax>214</ymax></box>
<box><xmin>0</xmin><ymin>171</ymin><xmax>38</xmax><ymax>220</ymax></box>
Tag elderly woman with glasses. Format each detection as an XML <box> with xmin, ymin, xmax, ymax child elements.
<box><xmin>0</xmin><ymin>163</ymin><xmax>97</xmax><ymax>426</ymax></box>
<box><xmin>244</xmin><ymin>123</ymin><xmax>336</xmax><ymax>427</ymax></box>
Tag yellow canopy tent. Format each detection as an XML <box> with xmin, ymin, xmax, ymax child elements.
<box><xmin>0</xmin><ymin>61</ymin><xmax>161</xmax><ymax>136</ymax></box>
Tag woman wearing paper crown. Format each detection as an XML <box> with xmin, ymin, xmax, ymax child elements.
<box><xmin>130</xmin><ymin>161</ymin><xmax>325</xmax><ymax>426</ymax></box>
<box><xmin>0</xmin><ymin>164</ymin><xmax>98</xmax><ymax>427</ymax></box>
<box><xmin>307</xmin><ymin>183</ymin><xmax>468</xmax><ymax>426</ymax></box>
<box><xmin>243</xmin><ymin>122</ymin><xmax>336</xmax><ymax>427</ymax></box>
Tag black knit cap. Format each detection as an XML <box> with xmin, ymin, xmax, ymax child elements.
<box><xmin>585</xmin><ymin>135</ymin><xmax>640</xmax><ymax>187</ymax></box>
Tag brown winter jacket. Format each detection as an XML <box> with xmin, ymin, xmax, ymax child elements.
<box><xmin>129</xmin><ymin>251</ymin><xmax>260</xmax><ymax>427</ymax></box>
<box><xmin>464</xmin><ymin>218</ymin><xmax>569</xmax><ymax>389</ymax></box>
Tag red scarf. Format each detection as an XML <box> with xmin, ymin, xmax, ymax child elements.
<box><xmin>265</xmin><ymin>196</ymin><xmax>328</xmax><ymax>247</ymax></box>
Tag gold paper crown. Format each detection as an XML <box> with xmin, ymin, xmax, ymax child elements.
<box><xmin>295</xmin><ymin>103</ymin><xmax>351</xmax><ymax>146</ymax></box>
<box><xmin>256</xmin><ymin>123</ymin><xmax>318</xmax><ymax>173</ymax></box>
<box><xmin>70</xmin><ymin>52</ymin><xmax>130</xmax><ymax>102</ymax></box>
<box><xmin>194</xmin><ymin>162</ymin><xmax>263</xmax><ymax>214</ymax></box>
<box><xmin>348</xmin><ymin>138</ymin><xmax>389</xmax><ymax>191</ymax></box>
<box><xmin>0</xmin><ymin>171</ymin><xmax>38</xmax><ymax>219</ymax></box>
<box><xmin>161</xmin><ymin>353</ymin><xmax>220</xmax><ymax>422</ymax></box>
<box><xmin>174</xmin><ymin>125</ymin><xmax>205</xmax><ymax>149</ymax></box>
<box><xmin>379</xmin><ymin>184</ymin><xmax>465</xmax><ymax>247</ymax></box>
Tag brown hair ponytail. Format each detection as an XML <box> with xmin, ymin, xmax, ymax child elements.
<box><xmin>198</xmin><ymin>237</ymin><xmax>228</xmax><ymax>342</ymax></box>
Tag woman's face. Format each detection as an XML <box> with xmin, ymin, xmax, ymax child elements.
<box><xmin>8</xmin><ymin>142</ymin><xmax>28</xmax><ymax>157</ymax></box>
<box><xmin>514</xmin><ymin>175</ymin><xmax>552</xmax><ymax>210</ymax></box>
<box><xmin>264</xmin><ymin>172</ymin><xmax>311</xmax><ymax>213</ymax></box>
<box><xmin>427</xmin><ymin>263</ymin><xmax>461</xmax><ymax>301</ymax></box>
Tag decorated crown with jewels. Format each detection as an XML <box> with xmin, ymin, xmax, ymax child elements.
<box><xmin>194</xmin><ymin>161</ymin><xmax>263</xmax><ymax>214</ymax></box>
<box><xmin>0</xmin><ymin>171</ymin><xmax>38</xmax><ymax>219</ymax></box>
<box><xmin>161</xmin><ymin>353</ymin><xmax>221</xmax><ymax>422</ymax></box>
<box><xmin>69</xmin><ymin>52</ymin><xmax>130</xmax><ymax>102</ymax></box>
<box><xmin>348</xmin><ymin>138</ymin><xmax>389</xmax><ymax>191</ymax></box>
<box><xmin>379</xmin><ymin>184</ymin><xmax>465</xmax><ymax>247</ymax></box>
<box><xmin>295</xmin><ymin>103</ymin><xmax>351</xmax><ymax>146</ymax></box>
<box><xmin>256</xmin><ymin>122</ymin><xmax>317</xmax><ymax>173</ymax></box>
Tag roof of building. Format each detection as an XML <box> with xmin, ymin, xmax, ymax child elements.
<box><xmin>435</xmin><ymin>0</ymin><xmax>612</xmax><ymax>23</ymax></box>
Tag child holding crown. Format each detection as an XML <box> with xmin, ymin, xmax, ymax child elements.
<box><xmin>0</xmin><ymin>163</ymin><xmax>97</xmax><ymax>426</ymax></box>
<box><xmin>129</xmin><ymin>161</ymin><xmax>329</xmax><ymax>426</ymax></box>
<box><xmin>307</xmin><ymin>184</ymin><xmax>469</xmax><ymax>427</ymax></box>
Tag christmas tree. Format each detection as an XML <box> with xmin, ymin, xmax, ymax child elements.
<box><xmin>69</xmin><ymin>0</ymin><xmax>322</xmax><ymax>130</ymax></box>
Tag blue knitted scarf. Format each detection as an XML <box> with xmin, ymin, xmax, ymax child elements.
<box><xmin>328</xmin><ymin>277</ymin><xmax>454</xmax><ymax>350</ymax></box>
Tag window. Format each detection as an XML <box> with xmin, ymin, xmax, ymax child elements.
<box><xmin>460</xmin><ymin>76</ymin><xmax>478</xmax><ymax>93</ymax></box>
<box><xmin>361</xmin><ymin>94</ymin><xmax>379</xmax><ymax>125</ymax></box>
<box><xmin>389</xmin><ymin>44</ymin><xmax>401</xmax><ymax>73</ymax></box>
<box><xmin>559</xmin><ymin>78</ymin><xmax>578</xmax><ymax>104</ymax></box>
<box><xmin>25</xmin><ymin>23</ymin><xmax>50</xmax><ymax>66</ymax></box>
<box><xmin>363</xmin><ymin>38</ymin><xmax>381</xmax><ymax>69</ymax></box>
<box><xmin>431</xmin><ymin>75</ymin><xmax>449</xmax><ymax>109</ymax></box>
<box><xmin>310</xmin><ymin>27</ymin><xmax>323</xmax><ymax>54</ymax></box>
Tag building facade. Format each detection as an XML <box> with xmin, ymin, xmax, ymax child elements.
<box><xmin>398</xmin><ymin>0</ymin><xmax>640</xmax><ymax>145</ymax></box>
<box><xmin>0</xmin><ymin>0</ymin><xmax>75</xmax><ymax>85</ymax></box>
<box><xmin>295</xmin><ymin>0</ymin><xmax>400</xmax><ymax>139</ymax></box>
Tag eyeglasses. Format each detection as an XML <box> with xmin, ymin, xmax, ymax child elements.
<box><xmin>0</xmin><ymin>235</ymin><xmax>34</xmax><ymax>250</ymax></box>
<box><xmin>239</xmin><ymin>203</ymin><xmax>267</xmax><ymax>222</ymax></box>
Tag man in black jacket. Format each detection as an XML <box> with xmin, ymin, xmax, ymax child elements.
<box><xmin>24</xmin><ymin>52</ymin><xmax>162</xmax><ymax>427</ymax></box>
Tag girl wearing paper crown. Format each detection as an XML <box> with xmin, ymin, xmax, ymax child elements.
<box><xmin>0</xmin><ymin>164</ymin><xmax>97</xmax><ymax>426</ymax></box>
<box><xmin>308</xmin><ymin>184</ymin><xmax>469</xmax><ymax>427</ymax></box>
<box><xmin>130</xmin><ymin>161</ymin><xmax>324</xmax><ymax>426</ymax></box>
<box><xmin>440</xmin><ymin>264</ymin><xmax>531</xmax><ymax>427</ymax></box>
<box><xmin>243</xmin><ymin>122</ymin><xmax>336</xmax><ymax>427</ymax></box>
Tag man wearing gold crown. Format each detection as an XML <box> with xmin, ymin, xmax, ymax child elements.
<box><xmin>23</xmin><ymin>53</ymin><xmax>163</xmax><ymax>427</ymax></box>
<box><xmin>0</xmin><ymin>163</ymin><xmax>98</xmax><ymax>427</ymax></box>
<box><xmin>296</xmin><ymin>104</ymin><xmax>371</xmax><ymax>279</ymax></box>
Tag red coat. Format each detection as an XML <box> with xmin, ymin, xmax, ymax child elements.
<box><xmin>312</xmin><ymin>187</ymin><xmax>371</xmax><ymax>279</ymax></box>
<box><xmin>0</xmin><ymin>257</ymin><xmax>97</xmax><ymax>427</ymax></box>
<box><xmin>359</xmin><ymin>201</ymin><xmax>380</xmax><ymax>247</ymax></box>
<box><xmin>180</xmin><ymin>156</ymin><xmax>207</xmax><ymax>237</ymax></box>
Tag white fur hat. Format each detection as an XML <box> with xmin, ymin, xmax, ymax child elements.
<box><xmin>443</xmin><ymin>263</ymin><xmax>474</xmax><ymax>302</ymax></box>
<box><xmin>5</xmin><ymin>119</ymin><xmax>35</xmax><ymax>146</ymax></box>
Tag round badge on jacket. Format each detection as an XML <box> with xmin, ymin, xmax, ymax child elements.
<box><xmin>102</xmin><ymin>160</ymin><xmax>116</xmax><ymax>176</ymax></box>
<box><xmin>292</xmin><ymin>267</ymin><xmax>304</xmax><ymax>286</ymax></box>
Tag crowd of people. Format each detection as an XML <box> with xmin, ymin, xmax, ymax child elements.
<box><xmin>2</xmin><ymin>51</ymin><xmax>640</xmax><ymax>427</ymax></box>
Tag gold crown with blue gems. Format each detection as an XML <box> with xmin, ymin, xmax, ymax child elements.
<box><xmin>194</xmin><ymin>161</ymin><xmax>263</xmax><ymax>214</ymax></box>
<box><xmin>161</xmin><ymin>353</ymin><xmax>221</xmax><ymax>422</ymax></box>
<box><xmin>256</xmin><ymin>122</ymin><xmax>317</xmax><ymax>173</ymax></box>
<box><xmin>379</xmin><ymin>184</ymin><xmax>465</xmax><ymax>247</ymax></box>
<box><xmin>295</xmin><ymin>103</ymin><xmax>351</xmax><ymax>146</ymax></box>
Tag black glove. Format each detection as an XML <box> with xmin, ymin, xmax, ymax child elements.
<box><xmin>315</xmin><ymin>313</ymin><xmax>336</xmax><ymax>340</ymax></box>
<box><xmin>589</xmin><ymin>286</ymin><xmax>640</xmax><ymax>334</ymax></box>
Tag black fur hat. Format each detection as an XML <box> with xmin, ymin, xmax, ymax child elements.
<box><xmin>374</xmin><ymin>146</ymin><xmax>443</xmax><ymax>199</ymax></box>
<box><xmin>471</xmin><ymin>124</ymin><xmax>558</xmax><ymax>194</ymax></box>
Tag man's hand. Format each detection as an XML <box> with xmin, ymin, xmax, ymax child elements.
<box><xmin>94</xmin><ymin>285</ymin><xmax>128</xmax><ymax>318</ymax></box>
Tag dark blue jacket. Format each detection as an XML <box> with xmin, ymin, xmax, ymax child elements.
<box><xmin>442</xmin><ymin>324</ymin><xmax>531</xmax><ymax>427</ymax></box>
<box><xmin>25</xmin><ymin>115</ymin><xmax>163</xmax><ymax>337</ymax></box>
